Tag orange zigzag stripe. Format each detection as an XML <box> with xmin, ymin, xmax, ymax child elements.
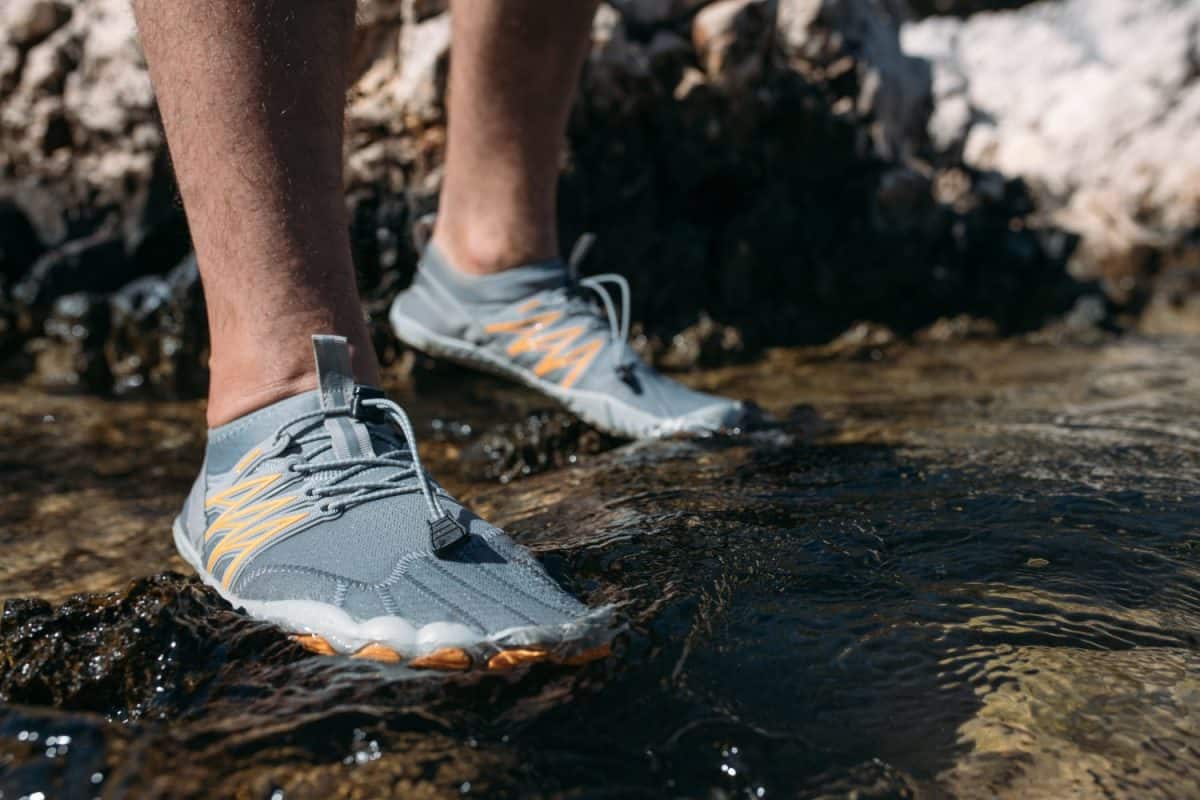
<box><xmin>484</xmin><ymin>302</ymin><xmax>603</xmax><ymax>389</ymax></box>
<box><xmin>204</xmin><ymin>471</ymin><xmax>309</xmax><ymax>588</ymax></box>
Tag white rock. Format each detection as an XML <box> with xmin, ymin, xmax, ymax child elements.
<box><xmin>2</xmin><ymin>0</ymin><xmax>68</xmax><ymax>48</ymax></box>
<box><xmin>904</xmin><ymin>0</ymin><xmax>1200</xmax><ymax>284</ymax></box>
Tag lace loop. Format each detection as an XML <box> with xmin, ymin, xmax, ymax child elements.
<box><xmin>266</xmin><ymin>397</ymin><xmax>467</xmax><ymax>554</ymax></box>
<box><xmin>567</xmin><ymin>234</ymin><xmax>637</xmax><ymax>376</ymax></box>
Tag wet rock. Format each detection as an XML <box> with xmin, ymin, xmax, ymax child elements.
<box><xmin>822</xmin><ymin>320</ymin><xmax>897</xmax><ymax>360</ymax></box>
<box><xmin>104</xmin><ymin>254</ymin><xmax>208</xmax><ymax>397</ymax></box>
<box><xmin>916</xmin><ymin>313</ymin><xmax>997</xmax><ymax>343</ymax></box>
<box><xmin>903</xmin><ymin>0</ymin><xmax>1200</xmax><ymax>326</ymax></box>
<box><xmin>0</xmin><ymin>574</ymin><xmax>303</xmax><ymax>715</ymax></box>
<box><xmin>459</xmin><ymin>409</ymin><xmax>623</xmax><ymax>483</ymax></box>
<box><xmin>653</xmin><ymin>312</ymin><xmax>747</xmax><ymax>370</ymax></box>
<box><xmin>30</xmin><ymin>291</ymin><xmax>112</xmax><ymax>392</ymax></box>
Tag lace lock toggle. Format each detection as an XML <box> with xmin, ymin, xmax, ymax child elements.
<box><xmin>350</xmin><ymin>385</ymin><xmax>387</xmax><ymax>420</ymax></box>
<box><xmin>429</xmin><ymin>514</ymin><xmax>467</xmax><ymax>554</ymax></box>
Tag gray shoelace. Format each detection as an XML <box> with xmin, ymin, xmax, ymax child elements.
<box><xmin>254</xmin><ymin>396</ymin><xmax>467</xmax><ymax>554</ymax></box>
<box><xmin>566</xmin><ymin>233</ymin><xmax>637</xmax><ymax>378</ymax></box>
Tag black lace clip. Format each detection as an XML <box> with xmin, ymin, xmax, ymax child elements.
<box><xmin>350</xmin><ymin>386</ymin><xmax>387</xmax><ymax>420</ymax></box>
<box><xmin>429</xmin><ymin>514</ymin><xmax>467</xmax><ymax>554</ymax></box>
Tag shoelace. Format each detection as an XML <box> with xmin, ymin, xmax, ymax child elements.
<box><xmin>259</xmin><ymin>396</ymin><xmax>466</xmax><ymax>553</ymax></box>
<box><xmin>566</xmin><ymin>233</ymin><xmax>637</xmax><ymax>378</ymax></box>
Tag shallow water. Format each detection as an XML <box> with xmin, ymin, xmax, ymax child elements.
<box><xmin>1</xmin><ymin>336</ymin><xmax>1198</xmax><ymax>798</ymax></box>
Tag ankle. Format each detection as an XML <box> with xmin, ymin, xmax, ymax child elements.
<box><xmin>205</xmin><ymin>335</ymin><xmax>379</xmax><ymax>426</ymax></box>
<box><xmin>205</xmin><ymin>372</ymin><xmax>318</xmax><ymax>427</ymax></box>
<box><xmin>431</xmin><ymin>216</ymin><xmax>558</xmax><ymax>276</ymax></box>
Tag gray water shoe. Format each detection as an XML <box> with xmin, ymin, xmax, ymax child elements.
<box><xmin>390</xmin><ymin>241</ymin><xmax>745</xmax><ymax>439</ymax></box>
<box><xmin>173</xmin><ymin>335</ymin><xmax>613</xmax><ymax>669</ymax></box>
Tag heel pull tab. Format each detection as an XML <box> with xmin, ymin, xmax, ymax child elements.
<box><xmin>312</xmin><ymin>335</ymin><xmax>375</xmax><ymax>459</ymax></box>
<box><xmin>312</xmin><ymin>335</ymin><xmax>354</xmax><ymax>414</ymax></box>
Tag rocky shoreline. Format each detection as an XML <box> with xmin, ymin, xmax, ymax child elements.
<box><xmin>0</xmin><ymin>0</ymin><xmax>1196</xmax><ymax>397</ymax></box>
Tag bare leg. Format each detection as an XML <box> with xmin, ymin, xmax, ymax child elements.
<box><xmin>433</xmin><ymin>0</ymin><xmax>600</xmax><ymax>276</ymax></box>
<box><xmin>133</xmin><ymin>0</ymin><xmax>377</xmax><ymax>426</ymax></box>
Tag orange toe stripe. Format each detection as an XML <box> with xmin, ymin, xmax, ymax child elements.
<box><xmin>352</xmin><ymin>643</ymin><xmax>403</xmax><ymax>664</ymax></box>
<box><xmin>560</xmin><ymin>643</ymin><xmax>613</xmax><ymax>666</ymax></box>
<box><xmin>408</xmin><ymin>647</ymin><xmax>472</xmax><ymax>671</ymax></box>
<box><xmin>293</xmin><ymin>634</ymin><xmax>337</xmax><ymax>656</ymax></box>
<box><xmin>487</xmin><ymin>648</ymin><xmax>550</xmax><ymax>671</ymax></box>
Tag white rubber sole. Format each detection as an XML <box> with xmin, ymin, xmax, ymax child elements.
<box><xmin>390</xmin><ymin>304</ymin><xmax>741</xmax><ymax>440</ymax></box>
<box><xmin>173</xmin><ymin>518</ymin><xmax>615</xmax><ymax>666</ymax></box>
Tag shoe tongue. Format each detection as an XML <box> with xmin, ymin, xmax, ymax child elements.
<box><xmin>313</xmin><ymin>335</ymin><xmax>376</xmax><ymax>460</ymax></box>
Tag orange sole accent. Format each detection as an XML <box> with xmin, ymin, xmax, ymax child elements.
<box><xmin>487</xmin><ymin>648</ymin><xmax>550</xmax><ymax>671</ymax></box>
<box><xmin>292</xmin><ymin>637</ymin><xmax>612</xmax><ymax>672</ymax></box>
<box><xmin>408</xmin><ymin>647</ymin><xmax>473</xmax><ymax>671</ymax></box>
<box><xmin>293</xmin><ymin>634</ymin><xmax>337</xmax><ymax>656</ymax></box>
<box><xmin>352</xmin><ymin>643</ymin><xmax>404</xmax><ymax>663</ymax></box>
<box><xmin>561</xmin><ymin>643</ymin><xmax>613</xmax><ymax>666</ymax></box>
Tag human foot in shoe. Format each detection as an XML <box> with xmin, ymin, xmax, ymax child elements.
<box><xmin>174</xmin><ymin>335</ymin><xmax>613</xmax><ymax>669</ymax></box>
<box><xmin>390</xmin><ymin>243</ymin><xmax>746</xmax><ymax>439</ymax></box>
